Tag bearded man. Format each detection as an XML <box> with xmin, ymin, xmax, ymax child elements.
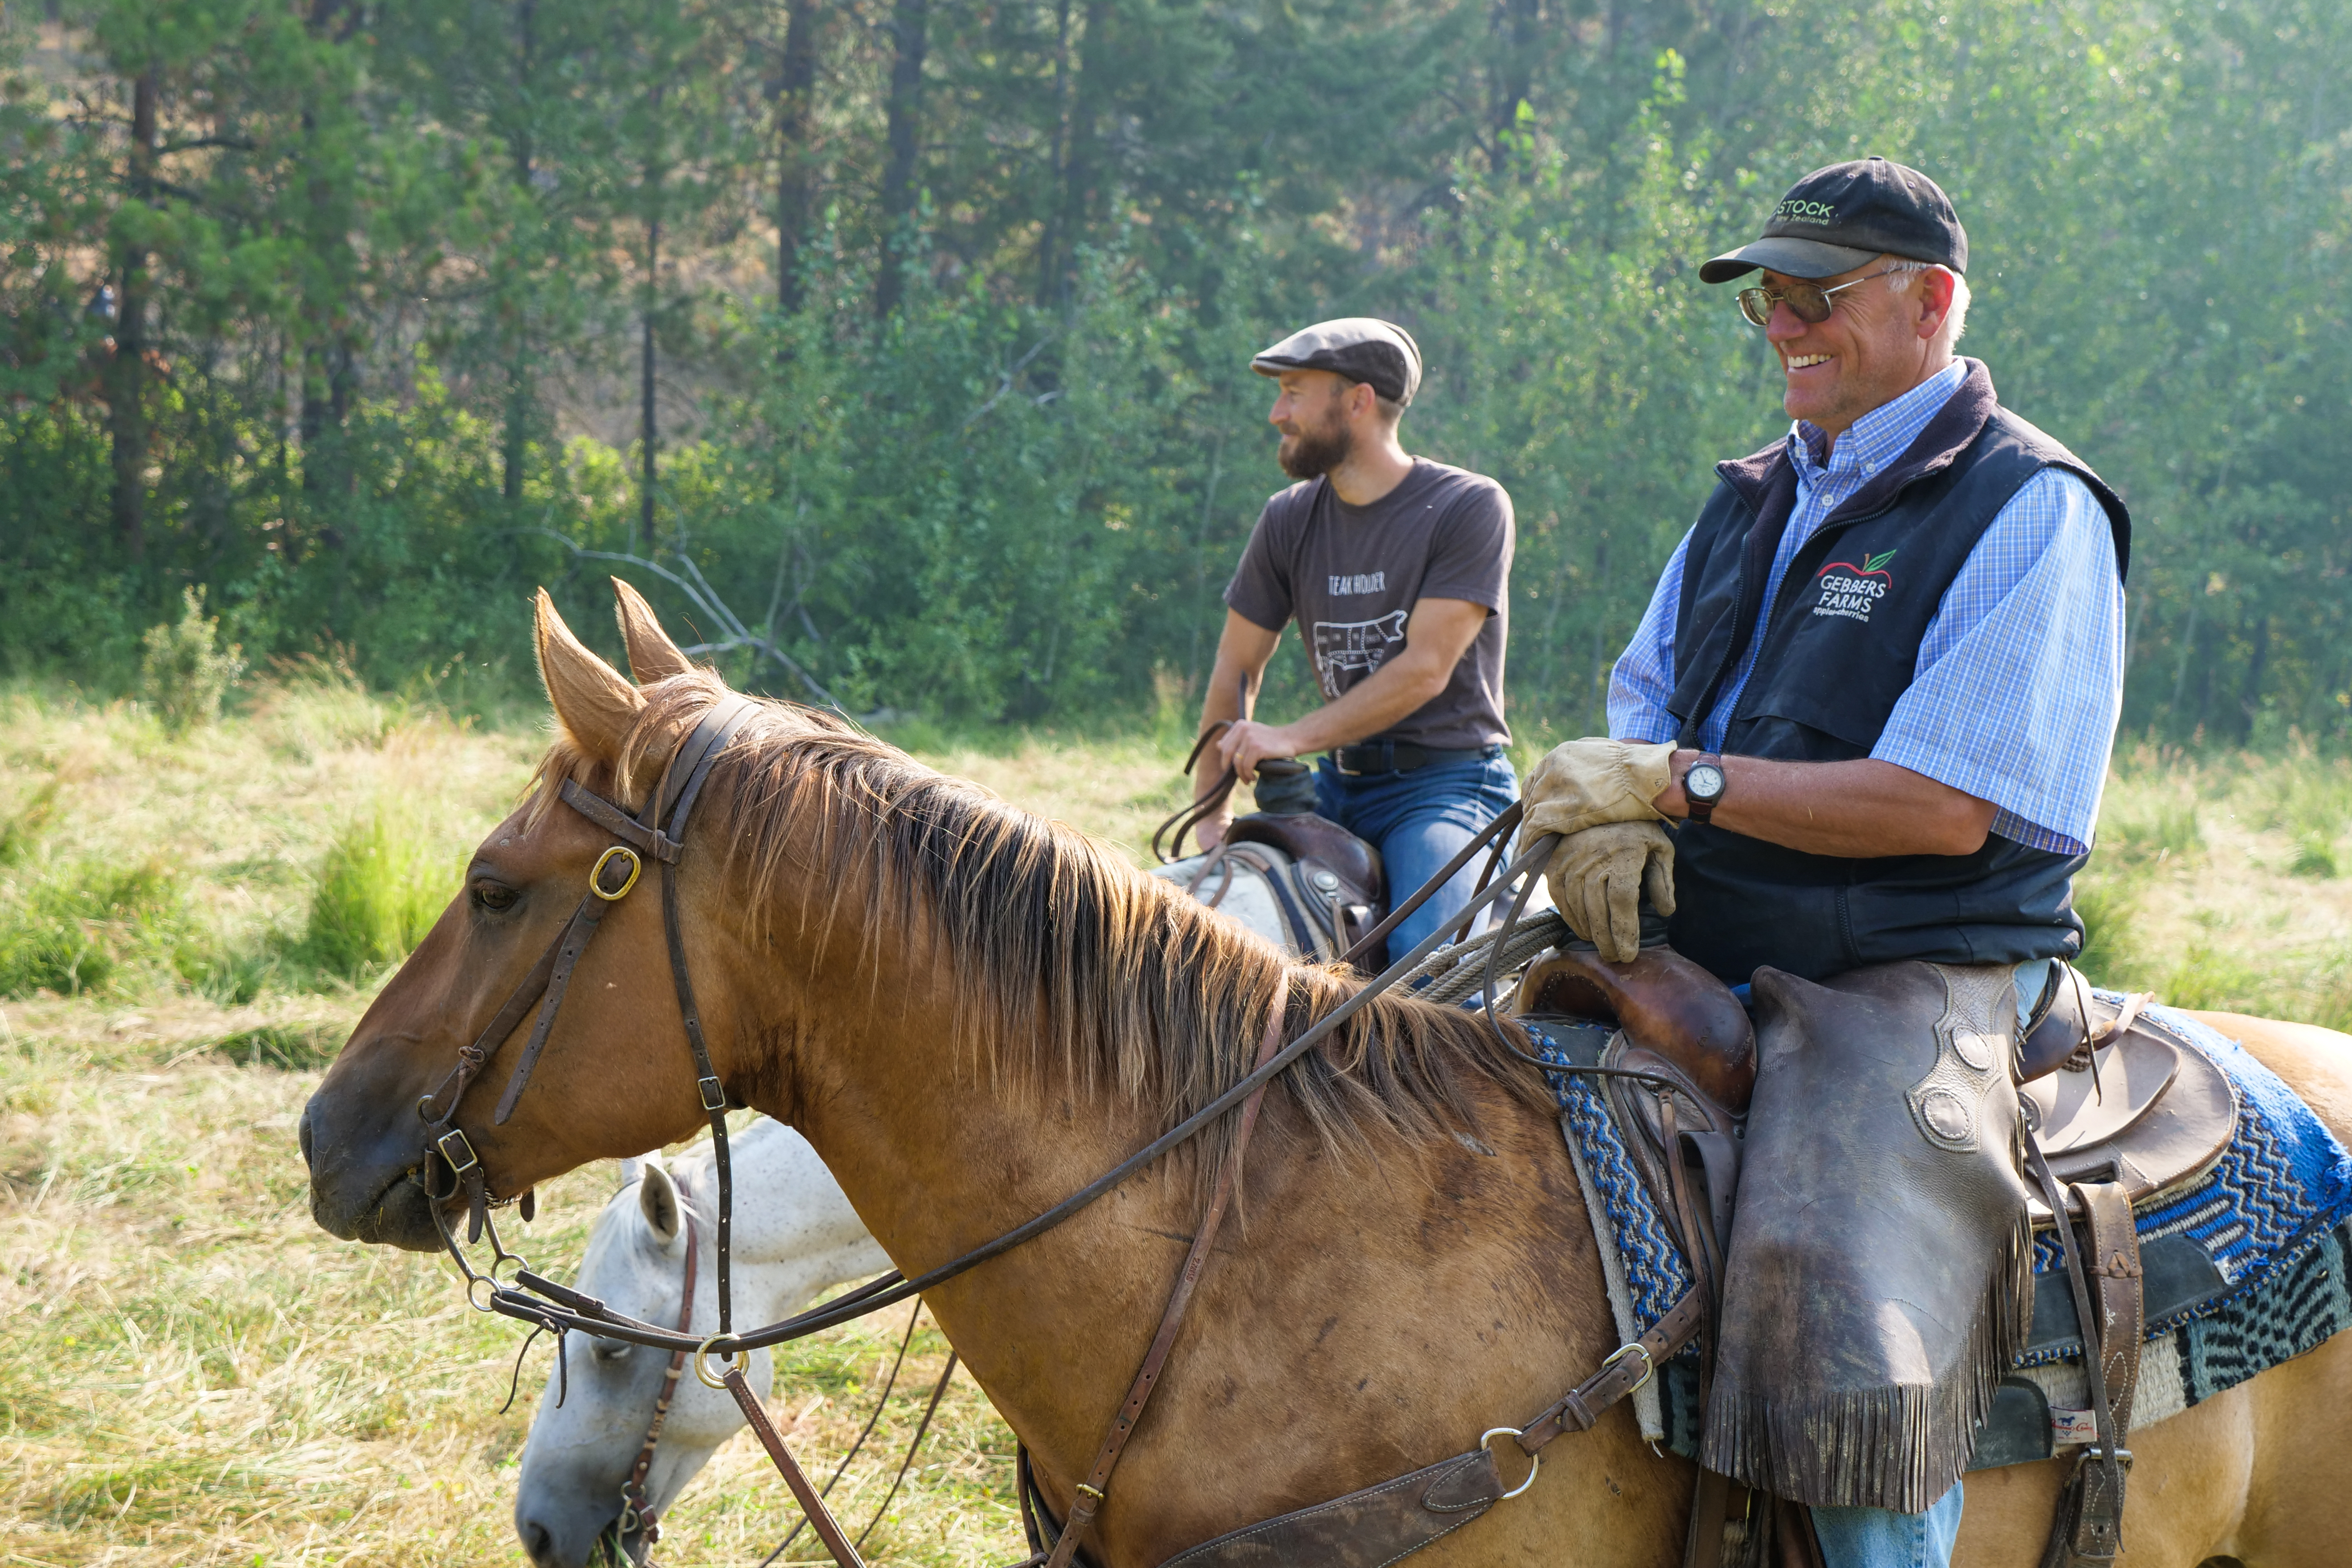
<box><xmin>1192</xmin><ymin>318</ymin><xmax>1518</xmax><ymax>962</ymax></box>
<box><xmin>1524</xmin><ymin>159</ymin><xmax>2130</xmax><ymax>1568</ymax></box>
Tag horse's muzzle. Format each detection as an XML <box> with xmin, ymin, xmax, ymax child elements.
<box><xmin>300</xmin><ymin>1081</ymin><xmax>448</xmax><ymax>1252</ymax></box>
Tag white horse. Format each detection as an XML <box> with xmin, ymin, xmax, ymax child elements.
<box><xmin>513</xmin><ymin>1117</ymin><xmax>891</xmax><ymax>1568</ymax></box>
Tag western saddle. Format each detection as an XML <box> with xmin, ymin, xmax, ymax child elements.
<box><xmin>1516</xmin><ymin>947</ymin><xmax>2234</xmax><ymax>1568</ymax></box>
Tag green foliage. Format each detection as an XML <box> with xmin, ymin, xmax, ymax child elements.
<box><xmin>2290</xmin><ymin>834</ymin><xmax>2340</xmax><ymax>880</ymax></box>
<box><xmin>2069</xmin><ymin>876</ymin><xmax>2139</xmax><ymax>990</ymax></box>
<box><xmin>2101</xmin><ymin>799</ymin><xmax>2205</xmax><ymax>869</ymax></box>
<box><xmin>0</xmin><ymin>858</ymin><xmax>202</xmax><ymax>998</ymax></box>
<box><xmin>212</xmin><ymin>1020</ymin><xmax>344</xmax><ymax>1070</ymax></box>
<box><xmin>0</xmin><ymin>781</ymin><xmax>59</xmax><ymax>867</ymax></box>
<box><xmin>293</xmin><ymin>810</ymin><xmax>455</xmax><ymax>978</ymax></box>
<box><xmin>0</xmin><ymin>0</ymin><xmax>2346</xmax><ymax>741</ymax></box>
<box><xmin>138</xmin><ymin>587</ymin><xmax>245</xmax><ymax>734</ymax></box>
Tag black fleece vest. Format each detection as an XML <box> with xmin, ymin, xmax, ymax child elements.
<box><xmin>1665</xmin><ymin>360</ymin><xmax>2130</xmax><ymax>985</ymax></box>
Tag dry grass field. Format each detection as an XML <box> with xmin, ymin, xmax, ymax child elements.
<box><xmin>0</xmin><ymin>672</ymin><xmax>2345</xmax><ymax>1566</ymax></box>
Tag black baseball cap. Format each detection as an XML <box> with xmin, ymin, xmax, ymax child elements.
<box><xmin>1250</xmin><ymin>318</ymin><xmax>1423</xmax><ymax>406</ymax></box>
<box><xmin>1699</xmin><ymin>157</ymin><xmax>1968</xmax><ymax>283</ymax></box>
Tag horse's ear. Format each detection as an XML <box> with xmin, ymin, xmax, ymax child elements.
<box><xmin>639</xmin><ymin>1159</ymin><xmax>682</xmax><ymax>1245</ymax></box>
<box><xmin>535</xmin><ymin>588</ymin><xmax>642</xmax><ymax>760</ymax></box>
<box><xmin>611</xmin><ymin>577</ymin><xmax>694</xmax><ymax>684</ymax></box>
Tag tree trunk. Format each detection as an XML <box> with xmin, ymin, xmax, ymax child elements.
<box><xmin>1040</xmin><ymin>0</ymin><xmax>1109</xmax><ymax>310</ymax></box>
<box><xmin>503</xmin><ymin>365</ymin><xmax>530</xmax><ymax>504</ymax></box>
<box><xmin>2237</xmin><ymin>612</ymin><xmax>2271</xmax><ymax>742</ymax></box>
<box><xmin>107</xmin><ymin>68</ymin><xmax>157</xmax><ymax>565</ymax></box>
<box><xmin>875</xmin><ymin>0</ymin><xmax>927</xmax><ymax>318</ymax></box>
<box><xmin>641</xmin><ymin>215</ymin><xmax>661</xmax><ymax>551</ymax></box>
<box><xmin>503</xmin><ymin>0</ymin><xmax>539</xmax><ymax>503</ymax></box>
<box><xmin>300</xmin><ymin>0</ymin><xmax>359</xmax><ymax>520</ymax></box>
<box><xmin>772</xmin><ymin>0</ymin><xmax>819</xmax><ymax>315</ymax></box>
<box><xmin>1489</xmin><ymin>0</ymin><xmax>1540</xmax><ymax>171</ymax></box>
<box><xmin>1034</xmin><ymin>0</ymin><xmax>1074</xmax><ymax>307</ymax></box>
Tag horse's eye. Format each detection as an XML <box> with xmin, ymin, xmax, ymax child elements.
<box><xmin>471</xmin><ymin>879</ymin><xmax>519</xmax><ymax>914</ymax></box>
<box><xmin>593</xmin><ymin>1338</ymin><xmax>632</xmax><ymax>1363</ymax></box>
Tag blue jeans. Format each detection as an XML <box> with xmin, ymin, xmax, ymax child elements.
<box><xmin>1313</xmin><ymin>751</ymin><xmax>1520</xmax><ymax>965</ymax></box>
<box><xmin>1813</xmin><ymin>1481</ymin><xmax>1963</xmax><ymax>1568</ymax></box>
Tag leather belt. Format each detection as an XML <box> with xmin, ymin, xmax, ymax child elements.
<box><xmin>1332</xmin><ymin>741</ymin><xmax>1500</xmax><ymax>777</ymax></box>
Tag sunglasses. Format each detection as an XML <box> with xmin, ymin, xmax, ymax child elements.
<box><xmin>1736</xmin><ymin>266</ymin><xmax>1910</xmax><ymax>328</ymax></box>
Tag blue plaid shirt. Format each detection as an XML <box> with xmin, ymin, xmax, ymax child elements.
<box><xmin>1610</xmin><ymin>361</ymin><xmax>2123</xmax><ymax>855</ymax></box>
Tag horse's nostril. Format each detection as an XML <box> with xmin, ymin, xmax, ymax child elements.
<box><xmin>298</xmin><ymin>1107</ymin><xmax>316</xmax><ymax>1170</ymax></box>
<box><xmin>519</xmin><ymin>1518</ymin><xmax>554</xmax><ymax>1565</ymax></box>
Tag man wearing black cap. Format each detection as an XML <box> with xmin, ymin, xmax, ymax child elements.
<box><xmin>1524</xmin><ymin>160</ymin><xmax>2131</xmax><ymax>1565</ymax></box>
<box><xmin>1190</xmin><ymin>317</ymin><xmax>1518</xmax><ymax>962</ymax></box>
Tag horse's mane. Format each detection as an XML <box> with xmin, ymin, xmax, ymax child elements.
<box><xmin>531</xmin><ymin>675</ymin><xmax>1549</xmax><ymax>1175</ymax></box>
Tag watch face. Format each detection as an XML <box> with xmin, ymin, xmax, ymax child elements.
<box><xmin>1687</xmin><ymin>763</ymin><xmax>1726</xmax><ymax>802</ymax></box>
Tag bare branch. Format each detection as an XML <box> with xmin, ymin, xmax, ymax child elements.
<box><xmin>534</xmin><ymin>530</ymin><xmax>841</xmax><ymax>710</ymax></box>
<box><xmin>959</xmin><ymin>335</ymin><xmax>1056</xmax><ymax>431</ymax></box>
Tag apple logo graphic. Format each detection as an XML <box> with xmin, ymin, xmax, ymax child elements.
<box><xmin>1812</xmin><ymin>548</ymin><xmax>1896</xmax><ymax>623</ymax></box>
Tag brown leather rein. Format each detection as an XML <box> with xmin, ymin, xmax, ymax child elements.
<box><xmin>417</xmin><ymin>701</ymin><xmax>1691</xmax><ymax>1568</ymax></box>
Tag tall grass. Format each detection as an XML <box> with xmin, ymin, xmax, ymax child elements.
<box><xmin>0</xmin><ymin>857</ymin><xmax>203</xmax><ymax>998</ymax></box>
<box><xmin>2078</xmin><ymin>746</ymin><xmax>2352</xmax><ymax>1029</ymax></box>
<box><xmin>294</xmin><ymin>808</ymin><xmax>457</xmax><ymax>976</ymax></box>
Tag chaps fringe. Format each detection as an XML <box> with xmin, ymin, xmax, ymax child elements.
<box><xmin>1701</xmin><ymin>1202</ymin><xmax>2036</xmax><ymax>1512</ymax></box>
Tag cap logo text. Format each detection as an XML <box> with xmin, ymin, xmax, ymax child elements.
<box><xmin>1774</xmin><ymin>199</ymin><xmax>1841</xmax><ymax>226</ymax></box>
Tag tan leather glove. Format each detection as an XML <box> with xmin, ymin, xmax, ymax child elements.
<box><xmin>1544</xmin><ymin>820</ymin><xmax>1677</xmax><ymax>965</ymax></box>
<box><xmin>1523</xmin><ymin>738</ymin><xmax>1676</xmax><ymax>840</ymax></box>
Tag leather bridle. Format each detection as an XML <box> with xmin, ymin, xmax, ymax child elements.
<box><xmin>416</xmin><ymin>695</ymin><xmax>757</xmax><ymax>1321</ymax></box>
<box><xmin>418</xmin><ymin>697</ymin><xmax>1690</xmax><ymax>1568</ymax></box>
<box><xmin>615</xmin><ymin>1199</ymin><xmax>701</xmax><ymax>1565</ymax></box>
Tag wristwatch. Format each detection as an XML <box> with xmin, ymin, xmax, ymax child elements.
<box><xmin>1683</xmin><ymin>755</ymin><xmax>1727</xmax><ymax>824</ymax></box>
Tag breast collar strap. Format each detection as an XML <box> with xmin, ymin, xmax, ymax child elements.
<box><xmin>418</xmin><ymin>695</ymin><xmax>760</xmax><ymax>1315</ymax></box>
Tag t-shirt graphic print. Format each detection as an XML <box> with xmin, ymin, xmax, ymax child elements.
<box><xmin>1311</xmin><ymin>608</ymin><xmax>1410</xmax><ymax>699</ymax></box>
<box><xmin>1224</xmin><ymin>459</ymin><xmax>1514</xmax><ymax>751</ymax></box>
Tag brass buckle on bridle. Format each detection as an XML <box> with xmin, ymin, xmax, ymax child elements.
<box><xmin>436</xmin><ymin>1127</ymin><xmax>481</xmax><ymax>1177</ymax></box>
<box><xmin>591</xmin><ymin>845</ymin><xmax>643</xmax><ymax>901</ymax></box>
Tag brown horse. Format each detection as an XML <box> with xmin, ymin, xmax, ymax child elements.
<box><xmin>301</xmin><ymin>588</ymin><xmax>2352</xmax><ymax>1567</ymax></box>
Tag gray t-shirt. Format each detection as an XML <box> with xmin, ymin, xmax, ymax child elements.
<box><xmin>1224</xmin><ymin>459</ymin><xmax>1513</xmax><ymax>750</ymax></box>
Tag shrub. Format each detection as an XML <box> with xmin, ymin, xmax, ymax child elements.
<box><xmin>0</xmin><ymin>858</ymin><xmax>201</xmax><ymax>998</ymax></box>
<box><xmin>2289</xmin><ymin>832</ymin><xmax>2340</xmax><ymax>879</ymax></box>
<box><xmin>139</xmin><ymin>588</ymin><xmax>245</xmax><ymax>734</ymax></box>
<box><xmin>0</xmin><ymin>780</ymin><xmax>57</xmax><ymax>867</ymax></box>
<box><xmin>295</xmin><ymin>811</ymin><xmax>454</xmax><ymax>977</ymax></box>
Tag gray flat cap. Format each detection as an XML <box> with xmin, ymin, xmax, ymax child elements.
<box><xmin>1250</xmin><ymin>317</ymin><xmax>1422</xmax><ymax>406</ymax></box>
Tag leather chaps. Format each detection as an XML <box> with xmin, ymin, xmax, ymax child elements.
<box><xmin>1701</xmin><ymin>961</ymin><xmax>2037</xmax><ymax>1512</ymax></box>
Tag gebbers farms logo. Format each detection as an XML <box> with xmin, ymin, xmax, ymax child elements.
<box><xmin>1812</xmin><ymin>549</ymin><xmax>1896</xmax><ymax>623</ymax></box>
<box><xmin>1774</xmin><ymin>198</ymin><xmax>1841</xmax><ymax>227</ymax></box>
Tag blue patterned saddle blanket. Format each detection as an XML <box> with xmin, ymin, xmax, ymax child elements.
<box><xmin>1529</xmin><ymin>1001</ymin><xmax>2352</xmax><ymax>1469</ymax></box>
